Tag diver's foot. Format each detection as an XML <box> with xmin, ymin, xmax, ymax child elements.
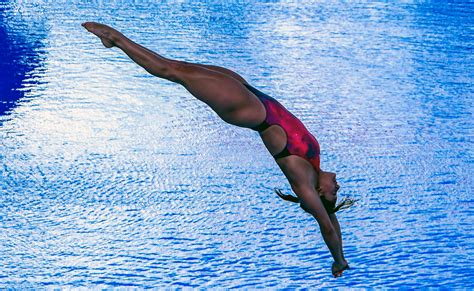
<box><xmin>81</xmin><ymin>22</ymin><xmax>121</xmax><ymax>48</ymax></box>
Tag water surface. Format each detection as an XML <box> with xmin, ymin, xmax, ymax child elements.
<box><xmin>1</xmin><ymin>1</ymin><xmax>473</xmax><ymax>288</ymax></box>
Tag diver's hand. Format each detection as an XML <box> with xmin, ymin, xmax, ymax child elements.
<box><xmin>332</xmin><ymin>260</ymin><xmax>349</xmax><ymax>278</ymax></box>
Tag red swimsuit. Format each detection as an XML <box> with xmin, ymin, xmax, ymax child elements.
<box><xmin>245</xmin><ymin>84</ymin><xmax>321</xmax><ymax>171</ymax></box>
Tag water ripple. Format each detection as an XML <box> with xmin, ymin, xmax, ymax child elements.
<box><xmin>1</xmin><ymin>0</ymin><xmax>473</xmax><ymax>288</ymax></box>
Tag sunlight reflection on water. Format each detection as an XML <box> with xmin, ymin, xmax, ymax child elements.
<box><xmin>1</xmin><ymin>1</ymin><xmax>473</xmax><ymax>288</ymax></box>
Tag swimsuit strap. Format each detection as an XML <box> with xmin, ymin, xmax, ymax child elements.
<box><xmin>251</xmin><ymin>120</ymin><xmax>271</xmax><ymax>132</ymax></box>
<box><xmin>273</xmin><ymin>147</ymin><xmax>291</xmax><ymax>160</ymax></box>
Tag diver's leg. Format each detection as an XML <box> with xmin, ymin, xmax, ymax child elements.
<box><xmin>82</xmin><ymin>22</ymin><xmax>262</xmax><ymax>127</ymax></box>
<box><xmin>195</xmin><ymin>64</ymin><xmax>248</xmax><ymax>85</ymax></box>
<box><xmin>136</xmin><ymin>44</ymin><xmax>249</xmax><ymax>84</ymax></box>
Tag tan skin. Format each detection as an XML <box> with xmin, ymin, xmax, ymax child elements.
<box><xmin>82</xmin><ymin>22</ymin><xmax>348</xmax><ymax>277</ymax></box>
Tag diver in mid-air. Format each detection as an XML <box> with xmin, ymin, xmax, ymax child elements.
<box><xmin>83</xmin><ymin>22</ymin><xmax>356</xmax><ymax>277</ymax></box>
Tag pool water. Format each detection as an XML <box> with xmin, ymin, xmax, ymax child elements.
<box><xmin>1</xmin><ymin>1</ymin><xmax>473</xmax><ymax>288</ymax></box>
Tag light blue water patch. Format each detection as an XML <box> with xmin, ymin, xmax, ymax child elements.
<box><xmin>1</xmin><ymin>1</ymin><xmax>473</xmax><ymax>288</ymax></box>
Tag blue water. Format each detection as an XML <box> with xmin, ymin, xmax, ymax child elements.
<box><xmin>1</xmin><ymin>1</ymin><xmax>473</xmax><ymax>288</ymax></box>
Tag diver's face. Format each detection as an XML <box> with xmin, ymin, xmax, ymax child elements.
<box><xmin>317</xmin><ymin>171</ymin><xmax>340</xmax><ymax>203</ymax></box>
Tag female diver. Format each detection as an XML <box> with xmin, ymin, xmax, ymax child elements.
<box><xmin>82</xmin><ymin>22</ymin><xmax>355</xmax><ymax>278</ymax></box>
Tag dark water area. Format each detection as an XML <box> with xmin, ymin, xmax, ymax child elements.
<box><xmin>0</xmin><ymin>1</ymin><xmax>473</xmax><ymax>288</ymax></box>
<box><xmin>0</xmin><ymin>3</ymin><xmax>47</xmax><ymax>118</ymax></box>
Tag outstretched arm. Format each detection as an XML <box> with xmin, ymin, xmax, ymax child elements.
<box><xmin>276</xmin><ymin>188</ymin><xmax>345</xmax><ymax>255</ymax></box>
<box><xmin>291</xmin><ymin>185</ymin><xmax>348</xmax><ymax>271</ymax></box>
<box><xmin>329</xmin><ymin>213</ymin><xmax>349</xmax><ymax>277</ymax></box>
<box><xmin>329</xmin><ymin>213</ymin><xmax>344</xmax><ymax>260</ymax></box>
<box><xmin>276</xmin><ymin>188</ymin><xmax>349</xmax><ymax>277</ymax></box>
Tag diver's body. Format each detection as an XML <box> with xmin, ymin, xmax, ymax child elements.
<box><xmin>82</xmin><ymin>22</ymin><xmax>349</xmax><ymax>277</ymax></box>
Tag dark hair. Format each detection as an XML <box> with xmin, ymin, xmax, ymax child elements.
<box><xmin>321</xmin><ymin>196</ymin><xmax>358</xmax><ymax>214</ymax></box>
<box><xmin>274</xmin><ymin>188</ymin><xmax>358</xmax><ymax>215</ymax></box>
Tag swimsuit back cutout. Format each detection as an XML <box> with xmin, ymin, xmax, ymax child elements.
<box><xmin>245</xmin><ymin>84</ymin><xmax>321</xmax><ymax>171</ymax></box>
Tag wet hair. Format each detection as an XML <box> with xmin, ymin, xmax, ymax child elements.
<box><xmin>321</xmin><ymin>196</ymin><xmax>337</xmax><ymax>214</ymax></box>
<box><xmin>321</xmin><ymin>196</ymin><xmax>358</xmax><ymax>214</ymax></box>
<box><xmin>274</xmin><ymin>188</ymin><xmax>358</xmax><ymax>215</ymax></box>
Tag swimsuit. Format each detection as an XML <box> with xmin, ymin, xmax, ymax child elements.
<box><xmin>245</xmin><ymin>84</ymin><xmax>321</xmax><ymax>171</ymax></box>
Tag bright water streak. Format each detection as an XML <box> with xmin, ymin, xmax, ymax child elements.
<box><xmin>0</xmin><ymin>1</ymin><xmax>473</xmax><ymax>288</ymax></box>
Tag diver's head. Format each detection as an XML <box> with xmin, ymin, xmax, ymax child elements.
<box><xmin>317</xmin><ymin>171</ymin><xmax>339</xmax><ymax>203</ymax></box>
<box><xmin>317</xmin><ymin>171</ymin><xmax>340</xmax><ymax>214</ymax></box>
<box><xmin>317</xmin><ymin>171</ymin><xmax>358</xmax><ymax>214</ymax></box>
